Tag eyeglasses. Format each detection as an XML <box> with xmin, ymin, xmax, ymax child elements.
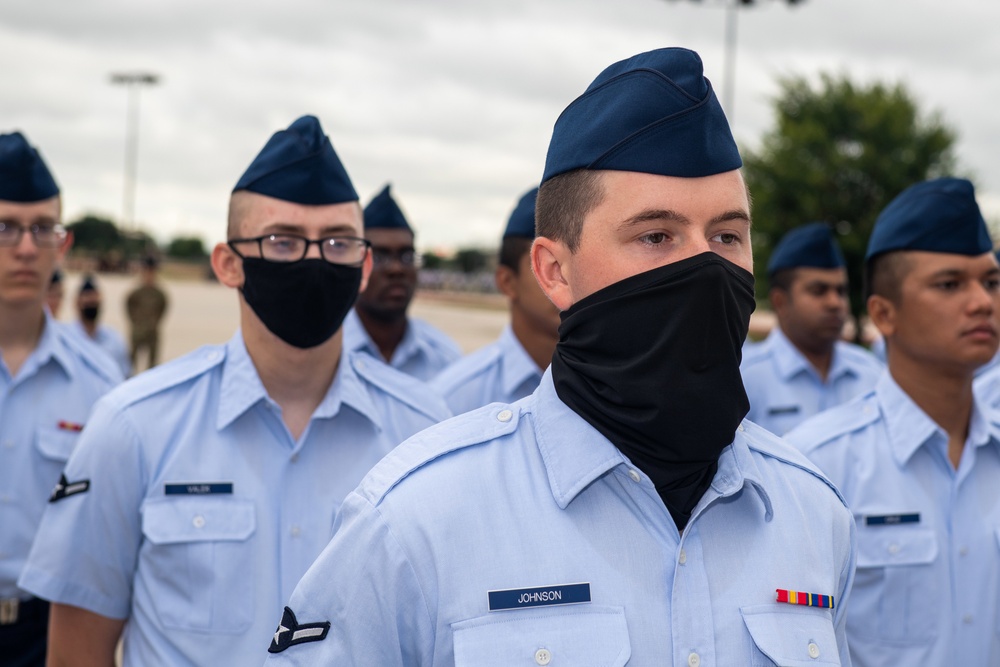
<box><xmin>372</xmin><ymin>248</ymin><xmax>417</xmax><ymax>267</ymax></box>
<box><xmin>228</xmin><ymin>234</ymin><xmax>371</xmax><ymax>265</ymax></box>
<box><xmin>0</xmin><ymin>222</ymin><xmax>68</xmax><ymax>248</ymax></box>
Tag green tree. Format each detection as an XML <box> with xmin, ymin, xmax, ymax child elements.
<box><xmin>67</xmin><ymin>215</ymin><xmax>122</xmax><ymax>253</ymax></box>
<box><xmin>167</xmin><ymin>236</ymin><xmax>207</xmax><ymax>259</ymax></box>
<box><xmin>454</xmin><ymin>248</ymin><xmax>489</xmax><ymax>274</ymax></box>
<box><xmin>744</xmin><ymin>73</ymin><xmax>960</xmax><ymax>329</ymax></box>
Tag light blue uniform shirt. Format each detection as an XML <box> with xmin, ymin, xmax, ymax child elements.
<box><xmin>431</xmin><ymin>325</ymin><xmax>543</xmax><ymax>415</ymax></box>
<box><xmin>0</xmin><ymin>313</ymin><xmax>121</xmax><ymax>599</ymax></box>
<box><xmin>741</xmin><ymin>327</ymin><xmax>882</xmax><ymax>435</ymax></box>
<box><xmin>265</xmin><ymin>369</ymin><xmax>855</xmax><ymax>666</ymax></box>
<box><xmin>19</xmin><ymin>332</ymin><xmax>450</xmax><ymax>666</ymax></box>
<box><xmin>343</xmin><ymin>309</ymin><xmax>461</xmax><ymax>381</ymax></box>
<box><xmin>69</xmin><ymin>320</ymin><xmax>132</xmax><ymax>378</ymax></box>
<box><xmin>786</xmin><ymin>372</ymin><xmax>1000</xmax><ymax>667</ymax></box>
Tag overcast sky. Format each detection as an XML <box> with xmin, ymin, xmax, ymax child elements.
<box><xmin>2</xmin><ymin>0</ymin><xmax>998</xmax><ymax>253</ymax></box>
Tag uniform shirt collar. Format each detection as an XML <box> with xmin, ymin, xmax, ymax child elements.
<box><xmin>217</xmin><ymin>332</ymin><xmax>381</xmax><ymax>431</ymax></box>
<box><xmin>343</xmin><ymin>308</ymin><xmax>421</xmax><ymax>367</ymax></box>
<box><xmin>6</xmin><ymin>312</ymin><xmax>76</xmax><ymax>382</ymax></box>
<box><xmin>498</xmin><ymin>325</ymin><xmax>544</xmax><ymax>397</ymax></box>
<box><xmin>531</xmin><ymin>368</ymin><xmax>771</xmax><ymax>520</ymax></box>
<box><xmin>769</xmin><ymin>326</ymin><xmax>857</xmax><ymax>383</ymax></box>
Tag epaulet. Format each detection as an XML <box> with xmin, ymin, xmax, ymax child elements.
<box><xmin>412</xmin><ymin>318</ymin><xmax>462</xmax><ymax>356</ymax></box>
<box><xmin>740</xmin><ymin>420</ymin><xmax>848</xmax><ymax>507</ymax></box>
<box><xmin>53</xmin><ymin>323</ymin><xmax>122</xmax><ymax>384</ymax></box>
<box><xmin>348</xmin><ymin>350</ymin><xmax>451</xmax><ymax>422</ymax></box>
<box><xmin>431</xmin><ymin>343</ymin><xmax>502</xmax><ymax>395</ymax></box>
<box><xmin>739</xmin><ymin>340</ymin><xmax>773</xmax><ymax>367</ymax></box>
<box><xmin>835</xmin><ymin>341</ymin><xmax>884</xmax><ymax>371</ymax></box>
<box><xmin>102</xmin><ymin>344</ymin><xmax>226</xmax><ymax>411</ymax></box>
<box><xmin>359</xmin><ymin>402</ymin><xmax>521</xmax><ymax>506</ymax></box>
<box><xmin>784</xmin><ymin>391</ymin><xmax>881</xmax><ymax>453</ymax></box>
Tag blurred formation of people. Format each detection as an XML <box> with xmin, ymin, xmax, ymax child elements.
<box><xmin>342</xmin><ymin>184</ymin><xmax>461</xmax><ymax>381</ymax></box>
<box><xmin>125</xmin><ymin>255</ymin><xmax>168</xmax><ymax>371</ymax></box>
<box><xmin>71</xmin><ymin>275</ymin><xmax>132</xmax><ymax>378</ymax></box>
<box><xmin>0</xmin><ymin>131</ymin><xmax>122</xmax><ymax>666</ymax></box>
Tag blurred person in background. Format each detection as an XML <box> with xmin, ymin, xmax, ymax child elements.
<box><xmin>72</xmin><ymin>275</ymin><xmax>132</xmax><ymax>378</ymax></box>
<box><xmin>126</xmin><ymin>255</ymin><xmax>168</xmax><ymax>371</ymax></box>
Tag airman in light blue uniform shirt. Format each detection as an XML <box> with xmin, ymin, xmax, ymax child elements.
<box><xmin>344</xmin><ymin>184</ymin><xmax>461</xmax><ymax>381</ymax></box>
<box><xmin>786</xmin><ymin>177</ymin><xmax>1000</xmax><ymax>667</ymax></box>
<box><xmin>432</xmin><ymin>188</ymin><xmax>558</xmax><ymax>414</ymax></box>
<box><xmin>265</xmin><ymin>49</ymin><xmax>854</xmax><ymax>666</ymax></box>
<box><xmin>0</xmin><ymin>130</ymin><xmax>122</xmax><ymax>664</ymax></box>
<box><xmin>19</xmin><ymin>116</ymin><xmax>450</xmax><ymax>667</ymax></box>
<box><xmin>741</xmin><ymin>223</ymin><xmax>882</xmax><ymax>435</ymax></box>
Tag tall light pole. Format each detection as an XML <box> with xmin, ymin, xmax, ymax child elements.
<box><xmin>110</xmin><ymin>72</ymin><xmax>159</xmax><ymax>233</ymax></box>
<box><xmin>665</xmin><ymin>0</ymin><xmax>805</xmax><ymax>125</ymax></box>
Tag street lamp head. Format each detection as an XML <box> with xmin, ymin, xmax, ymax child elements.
<box><xmin>110</xmin><ymin>72</ymin><xmax>161</xmax><ymax>86</ymax></box>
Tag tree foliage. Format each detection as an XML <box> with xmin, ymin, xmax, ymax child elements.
<box><xmin>67</xmin><ymin>214</ymin><xmax>157</xmax><ymax>258</ymax></box>
<box><xmin>166</xmin><ymin>236</ymin><xmax>208</xmax><ymax>259</ymax></box>
<box><xmin>744</xmin><ymin>73</ymin><xmax>960</xmax><ymax>323</ymax></box>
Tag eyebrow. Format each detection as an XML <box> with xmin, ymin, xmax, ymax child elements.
<box><xmin>617</xmin><ymin>208</ymin><xmax>751</xmax><ymax>232</ymax></box>
<box><xmin>262</xmin><ymin>222</ymin><xmax>358</xmax><ymax>236</ymax></box>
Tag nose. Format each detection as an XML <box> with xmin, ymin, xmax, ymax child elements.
<box><xmin>970</xmin><ymin>280</ymin><xmax>997</xmax><ymax>315</ymax></box>
<box><xmin>304</xmin><ymin>239</ymin><xmax>325</xmax><ymax>260</ymax></box>
<box><xmin>13</xmin><ymin>228</ymin><xmax>39</xmax><ymax>257</ymax></box>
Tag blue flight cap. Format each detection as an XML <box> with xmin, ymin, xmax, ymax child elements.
<box><xmin>79</xmin><ymin>275</ymin><xmax>97</xmax><ymax>294</ymax></box>
<box><xmin>767</xmin><ymin>223</ymin><xmax>845</xmax><ymax>277</ymax></box>
<box><xmin>49</xmin><ymin>268</ymin><xmax>63</xmax><ymax>286</ymax></box>
<box><xmin>233</xmin><ymin>115</ymin><xmax>357</xmax><ymax>205</ymax></box>
<box><xmin>0</xmin><ymin>131</ymin><xmax>60</xmax><ymax>202</ymax></box>
<box><xmin>541</xmin><ymin>47</ymin><xmax>741</xmax><ymax>185</ymax></box>
<box><xmin>363</xmin><ymin>184</ymin><xmax>412</xmax><ymax>231</ymax></box>
<box><xmin>866</xmin><ymin>177</ymin><xmax>991</xmax><ymax>261</ymax></box>
<box><xmin>504</xmin><ymin>187</ymin><xmax>538</xmax><ymax>239</ymax></box>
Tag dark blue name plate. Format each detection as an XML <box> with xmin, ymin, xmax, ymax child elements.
<box><xmin>165</xmin><ymin>483</ymin><xmax>233</xmax><ymax>495</ymax></box>
<box><xmin>767</xmin><ymin>405</ymin><xmax>800</xmax><ymax>416</ymax></box>
<box><xmin>866</xmin><ymin>513</ymin><xmax>919</xmax><ymax>526</ymax></box>
<box><xmin>488</xmin><ymin>583</ymin><xmax>591</xmax><ymax>612</ymax></box>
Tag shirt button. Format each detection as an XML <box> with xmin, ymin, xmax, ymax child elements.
<box><xmin>959</xmin><ymin>546</ymin><xmax>969</xmax><ymax>557</ymax></box>
<box><xmin>687</xmin><ymin>652</ymin><xmax>700</xmax><ymax>667</ymax></box>
<box><xmin>206</xmin><ymin>351</ymin><xmax>221</xmax><ymax>362</ymax></box>
<box><xmin>290</xmin><ymin>454</ymin><xmax>299</xmax><ymax>463</ymax></box>
<box><xmin>534</xmin><ymin>648</ymin><xmax>551</xmax><ymax>665</ymax></box>
<box><xmin>963</xmin><ymin>614</ymin><xmax>974</xmax><ymax>625</ymax></box>
<box><xmin>290</xmin><ymin>525</ymin><xmax>301</xmax><ymax>538</ymax></box>
<box><xmin>192</xmin><ymin>515</ymin><xmax>206</xmax><ymax>528</ymax></box>
<box><xmin>2</xmin><ymin>440</ymin><xmax>13</xmax><ymax>449</ymax></box>
<box><xmin>497</xmin><ymin>409</ymin><xmax>513</xmax><ymax>423</ymax></box>
<box><xmin>737</xmin><ymin>423</ymin><xmax>745</xmax><ymax>432</ymax></box>
<box><xmin>678</xmin><ymin>549</ymin><xmax>687</xmax><ymax>565</ymax></box>
<box><xmin>887</xmin><ymin>543</ymin><xmax>900</xmax><ymax>555</ymax></box>
<box><xmin>808</xmin><ymin>642</ymin><xmax>820</xmax><ymax>659</ymax></box>
<box><xmin>628</xmin><ymin>469</ymin><xmax>641</xmax><ymax>483</ymax></box>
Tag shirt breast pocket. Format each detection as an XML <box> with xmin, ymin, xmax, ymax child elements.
<box><xmin>141</xmin><ymin>497</ymin><xmax>256</xmax><ymax>634</ymax></box>
<box><xmin>34</xmin><ymin>425</ymin><xmax>79</xmax><ymax>462</ymax></box>
<box><xmin>451</xmin><ymin>605</ymin><xmax>630</xmax><ymax>666</ymax></box>
<box><xmin>853</xmin><ymin>526</ymin><xmax>938</xmax><ymax>644</ymax></box>
<box><xmin>741</xmin><ymin>604</ymin><xmax>841</xmax><ymax>666</ymax></box>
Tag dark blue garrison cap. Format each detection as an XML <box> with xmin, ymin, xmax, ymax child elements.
<box><xmin>233</xmin><ymin>115</ymin><xmax>357</xmax><ymax>205</ymax></box>
<box><xmin>866</xmin><ymin>177</ymin><xmax>991</xmax><ymax>261</ymax></box>
<box><xmin>541</xmin><ymin>47</ymin><xmax>741</xmax><ymax>184</ymax></box>
<box><xmin>79</xmin><ymin>275</ymin><xmax>97</xmax><ymax>294</ymax></box>
<box><xmin>364</xmin><ymin>184</ymin><xmax>412</xmax><ymax>231</ymax></box>
<box><xmin>0</xmin><ymin>131</ymin><xmax>60</xmax><ymax>202</ymax></box>
<box><xmin>504</xmin><ymin>187</ymin><xmax>538</xmax><ymax>239</ymax></box>
<box><xmin>767</xmin><ymin>223</ymin><xmax>845</xmax><ymax>277</ymax></box>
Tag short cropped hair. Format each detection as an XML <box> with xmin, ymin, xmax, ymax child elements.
<box><xmin>535</xmin><ymin>169</ymin><xmax>606</xmax><ymax>252</ymax></box>
<box><xmin>768</xmin><ymin>267</ymin><xmax>798</xmax><ymax>294</ymax></box>
<box><xmin>498</xmin><ymin>237</ymin><xmax>532</xmax><ymax>272</ymax></box>
<box><xmin>864</xmin><ymin>251</ymin><xmax>911</xmax><ymax>304</ymax></box>
<box><xmin>227</xmin><ymin>191</ymin><xmax>252</xmax><ymax>239</ymax></box>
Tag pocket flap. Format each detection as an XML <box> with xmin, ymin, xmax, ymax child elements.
<box><xmin>452</xmin><ymin>605</ymin><xmax>630</xmax><ymax>666</ymax></box>
<box><xmin>742</xmin><ymin>604</ymin><xmax>840</xmax><ymax>666</ymax></box>
<box><xmin>856</xmin><ymin>526</ymin><xmax>937</xmax><ymax>567</ymax></box>
<box><xmin>34</xmin><ymin>426</ymin><xmax>79</xmax><ymax>462</ymax></box>
<box><xmin>142</xmin><ymin>497</ymin><xmax>256</xmax><ymax>544</ymax></box>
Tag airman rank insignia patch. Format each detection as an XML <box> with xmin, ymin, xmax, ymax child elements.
<box><xmin>268</xmin><ymin>606</ymin><xmax>331</xmax><ymax>653</ymax></box>
<box><xmin>776</xmin><ymin>589</ymin><xmax>834</xmax><ymax>609</ymax></box>
<box><xmin>49</xmin><ymin>473</ymin><xmax>90</xmax><ymax>502</ymax></box>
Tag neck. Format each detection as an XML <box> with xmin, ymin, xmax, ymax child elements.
<box><xmin>0</xmin><ymin>302</ymin><xmax>46</xmax><ymax>376</ymax></box>
<box><xmin>782</xmin><ymin>326</ymin><xmax>835</xmax><ymax>381</ymax></box>
<box><xmin>355</xmin><ymin>307</ymin><xmax>408</xmax><ymax>363</ymax></box>
<box><xmin>81</xmin><ymin>319</ymin><xmax>98</xmax><ymax>336</ymax></box>
<box><xmin>510</xmin><ymin>310</ymin><xmax>558</xmax><ymax>371</ymax></box>
<box><xmin>242</xmin><ymin>315</ymin><xmax>343</xmax><ymax>441</ymax></box>
<box><xmin>888</xmin><ymin>348</ymin><xmax>974</xmax><ymax>468</ymax></box>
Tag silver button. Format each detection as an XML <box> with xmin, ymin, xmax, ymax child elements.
<box><xmin>356</xmin><ymin>359</ymin><xmax>365</xmax><ymax>370</ymax></box>
<box><xmin>963</xmin><ymin>614</ymin><xmax>974</xmax><ymax>624</ymax></box>
<box><xmin>206</xmin><ymin>351</ymin><xmax>221</xmax><ymax>362</ymax></box>
<box><xmin>808</xmin><ymin>642</ymin><xmax>820</xmax><ymax>659</ymax></box>
<box><xmin>290</xmin><ymin>454</ymin><xmax>299</xmax><ymax>463</ymax></box>
<box><xmin>497</xmin><ymin>409</ymin><xmax>513</xmax><ymax>423</ymax></box>
<box><xmin>290</xmin><ymin>525</ymin><xmax>301</xmax><ymax>538</ymax></box>
<box><xmin>959</xmin><ymin>546</ymin><xmax>969</xmax><ymax>557</ymax></box>
<box><xmin>887</xmin><ymin>543</ymin><xmax>900</xmax><ymax>555</ymax></box>
<box><xmin>534</xmin><ymin>648</ymin><xmax>551</xmax><ymax>665</ymax></box>
<box><xmin>688</xmin><ymin>652</ymin><xmax>700</xmax><ymax>667</ymax></box>
<box><xmin>2</xmin><ymin>440</ymin><xmax>13</xmax><ymax>449</ymax></box>
<box><xmin>737</xmin><ymin>424</ymin><xmax>745</xmax><ymax>432</ymax></box>
<box><xmin>192</xmin><ymin>515</ymin><xmax>206</xmax><ymax>528</ymax></box>
<box><xmin>628</xmin><ymin>469</ymin><xmax>641</xmax><ymax>483</ymax></box>
<box><xmin>678</xmin><ymin>549</ymin><xmax>687</xmax><ymax>565</ymax></box>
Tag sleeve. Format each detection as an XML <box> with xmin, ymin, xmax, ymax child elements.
<box><xmin>18</xmin><ymin>397</ymin><xmax>146</xmax><ymax>620</ymax></box>
<box><xmin>833</xmin><ymin>504</ymin><xmax>857</xmax><ymax>667</ymax></box>
<box><xmin>263</xmin><ymin>491</ymin><xmax>435</xmax><ymax>666</ymax></box>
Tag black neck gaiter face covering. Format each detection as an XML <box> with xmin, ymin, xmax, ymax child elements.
<box><xmin>552</xmin><ymin>252</ymin><xmax>756</xmax><ymax>531</ymax></box>
<box><xmin>241</xmin><ymin>258</ymin><xmax>362</xmax><ymax>349</ymax></box>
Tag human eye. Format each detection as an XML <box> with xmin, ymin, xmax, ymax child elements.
<box><xmin>984</xmin><ymin>276</ymin><xmax>1000</xmax><ymax>292</ymax></box>
<box><xmin>263</xmin><ymin>235</ymin><xmax>303</xmax><ymax>259</ymax></box>
<box><xmin>638</xmin><ymin>231</ymin><xmax>669</xmax><ymax>246</ymax></box>
<box><xmin>934</xmin><ymin>280</ymin><xmax>960</xmax><ymax>291</ymax></box>
<box><xmin>710</xmin><ymin>231</ymin><xmax>741</xmax><ymax>245</ymax></box>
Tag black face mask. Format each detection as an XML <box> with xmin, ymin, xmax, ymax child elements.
<box><xmin>241</xmin><ymin>258</ymin><xmax>362</xmax><ymax>349</ymax></box>
<box><xmin>551</xmin><ymin>252</ymin><xmax>755</xmax><ymax>531</ymax></box>
<box><xmin>81</xmin><ymin>305</ymin><xmax>100</xmax><ymax>322</ymax></box>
